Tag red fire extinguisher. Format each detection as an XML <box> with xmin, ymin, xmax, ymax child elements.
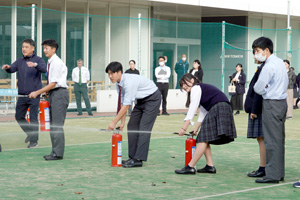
<box><xmin>39</xmin><ymin>99</ymin><xmax>50</xmax><ymax>132</ymax></box>
<box><xmin>111</xmin><ymin>127</ymin><xmax>122</xmax><ymax>167</ymax></box>
<box><xmin>185</xmin><ymin>132</ymin><xmax>196</xmax><ymax>166</ymax></box>
<box><xmin>26</xmin><ymin>108</ymin><xmax>30</xmax><ymax>122</ymax></box>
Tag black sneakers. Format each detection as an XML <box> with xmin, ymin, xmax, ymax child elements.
<box><xmin>122</xmin><ymin>159</ymin><xmax>143</xmax><ymax>168</ymax></box>
<box><xmin>197</xmin><ymin>165</ymin><xmax>217</xmax><ymax>174</ymax></box>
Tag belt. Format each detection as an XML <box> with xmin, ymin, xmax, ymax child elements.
<box><xmin>50</xmin><ymin>87</ymin><xmax>67</xmax><ymax>92</ymax></box>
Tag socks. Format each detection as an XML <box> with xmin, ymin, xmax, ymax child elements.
<box><xmin>258</xmin><ymin>166</ymin><xmax>265</xmax><ymax>172</ymax></box>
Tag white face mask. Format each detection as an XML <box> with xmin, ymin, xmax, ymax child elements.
<box><xmin>254</xmin><ymin>52</ymin><xmax>266</xmax><ymax>62</ymax></box>
<box><xmin>159</xmin><ymin>62</ymin><xmax>165</xmax><ymax>66</ymax></box>
<box><xmin>182</xmin><ymin>57</ymin><xmax>186</xmax><ymax>61</ymax></box>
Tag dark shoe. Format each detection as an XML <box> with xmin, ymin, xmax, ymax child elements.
<box><xmin>77</xmin><ymin>113</ymin><xmax>82</xmax><ymax>116</ymax></box>
<box><xmin>122</xmin><ymin>158</ymin><xmax>132</xmax><ymax>165</ymax></box>
<box><xmin>175</xmin><ymin>166</ymin><xmax>196</xmax><ymax>175</ymax></box>
<box><xmin>247</xmin><ymin>170</ymin><xmax>265</xmax><ymax>177</ymax></box>
<box><xmin>43</xmin><ymin>154</ymin><xmax>63</xmax><ymax>161</ymax></box>
<box><xmin>88</xmin><ymin>113</ymin><xmax>93</xmax><ymax>116</ymax></box>
<box><xmin>255</xmin><ymin>178</ymin><xmax>279</xmax><ymax>184</ymax></box>
<box><xmin>122</xmin><ymin>159</ymin><xmax>143</xmax><ymax>168</ymax></box>
<box><xmin>27</xmin><ymin>142</ymin><xmax>38</xmax><ymax>148</ymax></box>
<box><xmin>293</xmin><ymin>181</ymin><xmax>300</xmax><ymax>188</ymax></box>
<box><xmin>234</xmin><ymin>111</ymin><xmax>240</xmax><ymax>115</ymax></box>
<box><xmin>25</xmin><ymin>136</ymin><xmax>30</xmax><ymax>143</ymax></box>
<box><xmin>157</xmin><ymin>113</ymin><xmax>160</xmax><ymax>116</ymax></box>
<box><xmin>280</xmin><ymin>177</ymin><xmax>284</xmax><ymax>181</ymax></box>
<box><xmin>162</xmin><ymin>112</ymin><xmax>170</xmax><ymax>116</ymax></box>
<box><xmin>197</xmin><ymin>165</ymin><xmax>217</xmax><ymax>174</ymax></box>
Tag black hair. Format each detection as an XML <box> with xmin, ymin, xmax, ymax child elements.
<box><xmin>23</xmin><ymin>38</ymin><xmax>35</xmax><ymax>47</ymax></box>
<box><xmin>283</xmin><ymin>59</ymin><xmax>290</xmax><ymax>66</ymax></box>
<box><xmin>193</xmin><ymin>59</ymin><xmax>202</xmax><ymax>69</ymax></box>
<box><xmin>236</xmin><ymin>63</ymin><xmax>244</xmax><ymax>73</ymax></box>
<box><xmin>252</xmin><ymin>37</ymin><xmax>273</xmax><ymax>54</ymax></box>
<box><xmin>291</xmin><ymin>67</ymin><xmax>295</xmax><ymax>71</ymax></box>
<box><xmin>179</xmin><ymin>73</ymin><xmax>201</xmax><ymax>107</ymax></box>
<box><xmin>129</xmin><ymin>60</ymin><xmax>136</xmax><ymax>64</ymax></box>
<box><xmin>41</xmin><ymin>39</ymin><xmax>59</xmax><ymax>51</ymax></box>
<box><xmin>158</xmin><ymin>56</ymin><xmax>165</xmax><ymax>61</ymax></box>
<box><xmin>105</xmin><ymin>61</ymin><xmax>123</xmax><ymax>73</ymax></box>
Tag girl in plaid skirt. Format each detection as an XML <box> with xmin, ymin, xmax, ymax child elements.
<box><xmin>175</xmin><ymin>74</ymin><xmax>237</xmax><ymax>175</ymax></box>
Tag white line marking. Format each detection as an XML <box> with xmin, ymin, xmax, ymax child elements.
<box><xmin>185</xmin><ymin>182</ymin><xmax>295</xmax><ymax>200</ymax></box>
<box><xmin>233</xmin><ymin>142</ymin><xmax>300</xmax><ymax>149</ymax></box>
<box><xmin>3</xmin><ymin>136</ymin><xmax>177</xmax><ymax>151</ymax></box>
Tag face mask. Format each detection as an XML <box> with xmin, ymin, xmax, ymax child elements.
<box><xmin>182</xmin><ymin>57</ymin><xmax>186</xmax><ymax>61</ymax></box>
<box><xmin>159</xmin><ymin>62</ymin><xmax>165</xmax><ymax>66</ymax></box>
<box><xmin>254</xmin><ymin>52</ymin><xmax>266</xmax><ymax>62</ymax></box>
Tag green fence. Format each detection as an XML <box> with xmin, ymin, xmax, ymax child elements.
<box><xmin>0</xmin><ymin>5</ymin><xmax>298</xmax><ymax>95</ymax></box>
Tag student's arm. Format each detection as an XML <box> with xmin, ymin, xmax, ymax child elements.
<box><xmin>86</xmin><ymin>68</ymin><xmax>90</xmax><ymax>84</ymax></box>
<box><xmin>292</xmin><ymin>72</ymin><xmax>296</xmax><ymax>85</ymax></box>
<box><xmin>108</xmin><ymin>105</ymin><xmax>130</xmax><ymax>130</ymax></box>
<box><xmin>239</xmin><ymin>73</ymin><xmax>246</xmax><ymax>85</ymax></box>
<box><xmin>28</xmin><ymin>82</ymin><xmax>56</xmax><ymax>98</ymax></box>
<box><xmin>165</xmin><ymin>67</ymin><xmax>171</xmax><ymax>79</ymax></box>
<box><xmin>254</xmin><ymin>66</ymin><xmax>273</xmax><ymax>95</ymax></box>
<box><xmin>155</xmin><ymin>67</ymin><xmax>164</xmax><ymax>79</ymax></box>
<box><xmin>2</xmin><ymin>60</ymin><xmax>18</xmax><ymax>73</ymax></box>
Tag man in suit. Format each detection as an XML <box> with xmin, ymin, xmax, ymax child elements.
<box><xmin>72</xmin><ymin>59</ymin><xmax>93</xmax><ymax>116</ymax></box>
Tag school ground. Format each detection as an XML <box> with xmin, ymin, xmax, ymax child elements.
<box><xmin>0</xmin><ymin>110</ymin><xmax>300</xmax><ymax>199</ymax></box>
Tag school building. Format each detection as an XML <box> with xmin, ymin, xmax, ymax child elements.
<box><xmin>0</xmin><ymin>0</ymin><xmax>299</xmax><ymax>111</ymax></box>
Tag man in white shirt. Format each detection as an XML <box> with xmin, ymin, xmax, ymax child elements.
<box><xmin>29</xmin><ymin>39</ymin><xmax>69</xmax><ymax>161</ymax></box>
<box><xmin>155</xmin><ymin>56</ymin><xmax>171</xmax><ymax>115</ymax></box>
<box><xmin>72</xmin><ymin>59</ymin><xmax>92</xmax><ymax>116</ymax></box>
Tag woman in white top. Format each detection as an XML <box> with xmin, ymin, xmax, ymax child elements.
<box><xmin>175</xmin><ymin>74</ymin><xmax>237</xmax><ymax>175</ymax></box>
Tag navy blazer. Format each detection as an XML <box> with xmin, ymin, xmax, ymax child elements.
<box><xmin>244</xmin><ymin>63</ymin><xmax>265</xmax><ymax>115</ymax></box>
<box><xmin>189</xmin><ymin>68</ymin><xmax>203</xmax><ymax>82</ymax></box>
<box><xmin>230</xmin><ymin>72</ymin><xmax>246</xmax><ymax>94</ymax></box>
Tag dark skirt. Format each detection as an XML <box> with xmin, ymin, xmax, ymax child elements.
<box><xmin>293</xmin><ymin>88</ymin><xmax>299</xmax><ymax>99</ymax></box>
<box><xmin>196</xmin><ymin>102</ymin><xmax>237</xmax><ymax>145</ymax></box>
<box><xmin>247</xmin><ymin>114</ymin><xmax>263</xmax><ymax>138</ymax></box>
<box><xmin>230</xmin><ymin>93</ymin><xmax>244</xmax><ymax>111</ymax></box>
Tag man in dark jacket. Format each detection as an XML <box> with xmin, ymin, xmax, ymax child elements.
<box><xmin>2</xmin><ymin>38</ymin><xmax>47</xmax><ymax>148</ymax></box>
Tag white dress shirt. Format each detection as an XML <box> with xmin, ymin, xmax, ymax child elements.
<box><xmin>184</xmin><ymin>86</ymin><xmax>208</xmax><ymax>125</ymax></box>
<box><xmin>72</xmin><ymin>66</ymin><xmax>90</xmax><ymax>83</ymax></box>
<box><xmin>47</xmin><ymin>54</ymin><xmax>68</xmax><ymax>89</ymax></box>
<box><xmin>155</xmin><ymin>65</ymin><xmax>171</xmax><ymax>83</ymax></box>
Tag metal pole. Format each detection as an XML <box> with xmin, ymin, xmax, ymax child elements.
<box><xmin>31</xmin><ymin>4</ymin><xmax>35</xmax><ymax>40</ymax></box>
<box><xmin>138</xmin><ymin>13</ymin><xmax>142</xmax><ymax>75</ymax></box>
<box><xmin>287</xmin><ymin>0</ymin><xmax>292</xmax><ymax>61</ymax></box>
<box><xmin>221</xmin><ymin>21</ymin><xmax>226</xmax><ymax>92</ymax></box>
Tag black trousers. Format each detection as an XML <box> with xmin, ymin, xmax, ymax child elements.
<box><xmin>127</xmin><ymin>90</ymin><xmax>161</xmax><ymax>161</ymax></box>
<box><xmin>156</xmin><ymin>82</ymin><xmax>169</xmax><ymax>113</ymax></box>
<box><xmin>49</xmin><ymin>88</ymin><xmax>69</xmax><ymax>157</ymax></box>
<box><xmin>15</xmin><ymin>97</ymin><xmax>40</xmax><ymax>143</ymax></box>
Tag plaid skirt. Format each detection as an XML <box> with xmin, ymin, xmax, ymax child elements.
<box><xmin>247</xmin><ymin>114</ymin><xmax>263</xmax><ymax>138</ymax></box>
<box><xmin>197</xmin><ymin>102</ymin><xmax>237</xmax><ymax>145</ymax></box>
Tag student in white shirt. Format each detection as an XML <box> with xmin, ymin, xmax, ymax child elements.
<box><xmin>29</xmin><ymin>39</ymin><xmax>69</xmax><ymax>161</ymax></box>
<box><xmin>72</xmin><ymin>59</ymin><xmax>92</xmax><ymax>116</ymax></box>
<box><xmin>155</xmin><ymin>56</ymin><xmax>171</xmax><ymax>115</ymax></box>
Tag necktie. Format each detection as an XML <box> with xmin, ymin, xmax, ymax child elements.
<box><xmin>117</xmin><ymin>85</ymin><xmax>122</xmax><ymax>114</ymax></box>
<box><xmin>47</xmin><ymin>63</ymin><xmax>50</xmax><ymax>85</ymax></box>
<box><xmin>79</xmin><ymin>67</ymin><xmax>82</xmax><ymax>85</ymax></box>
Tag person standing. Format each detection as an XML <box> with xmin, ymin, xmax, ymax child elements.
<box><xmin>2</xmin><ymin>38</ymin><xmax>47</xmax><ymax>148</ymax></box>
<box><xmin>230</xmin><ymin>64</ymin><xmax>246</xmax><ymax>115</ymax></box>
<box><xmin>253</xmin><ymin>37</ymin><xmax>288</xmax><ymax>184</ymax></box>
<box><xmin>155</xmin><ymin>56</ymin><xmax>171</xmax><ymax>115</ymax></box>
<box><xmin>245</xmin><ymin>54</ymin><xmax>266</xmax><ymax>178</ymax></box>
<box><xmin>72</xmin><ymin>59</ymin><xmax>93</xmax><ymax>116</ymax></box>
<box><xmin>124</xmin><ymin>60</ymin><xmax>140</xmax><ymax>115</ymax></box>
<box><xmin>284</xmin><ymin>60</ymin><xmax>296</xmax><ymax>119</ymax></box>
<box><xmin>106</xmin><ymin>62</ymin><xmax>161</xmax><ymax>168</ymax></box>
<box><xmin>291</xmin><ymin>67</ymin><xmax>299</xmax><ymax>109</ymax></box>
<box><xmin>175</xmin><ymin>54</ymin><xmax>189</xmax><ymax>89</ymax></box>
<box><xmin>29</xmin><ymin>39</ymin><xmax>69</xmax><ymax>161</ymax></box>
<box><xmin>189</xmin><ymin>59</ymin><xmax>203</xmax><ymax>82</ymax></box>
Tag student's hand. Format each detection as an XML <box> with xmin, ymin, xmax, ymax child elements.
<box><xmin>178</xmin><ymin>128</ymin><xmax>186</xmax><ymax>136</ymax></box>
<box><xmin>119</xmin><ymin>123</ymin><xmax>124</xmax><ymax>131</ymax></box>
<box><xmin>2</xmin><ymin>64</ymin><xmax>10</xmax><ymax>70</ymax></box>
<box><xmin>108</xmin><ymin>122</ymin><xmax>116</xmax><ymax>130</ymax></box>
<box><xmin>29</xmin><ymin>91</ymin><xmax>39</xmax><ymax>99</ymax></box>
<box><xmin>41</xmin><ymin>92</ymin><xmax>48</xmax><ymax>98</ymax></box>
<box><xmin>191</xmin><ymin>128</ymin><xmax>199</xmax><ymax>136</ymax></box>
<box><xmin>27</xmin><ymin>62</ymin><xmax>37</xmax><ymax>68</ymax></box>
<box><xmin>250</xmin><ymin>113</ymin><xmax>257</xmax><ymax>120</ymax></box>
